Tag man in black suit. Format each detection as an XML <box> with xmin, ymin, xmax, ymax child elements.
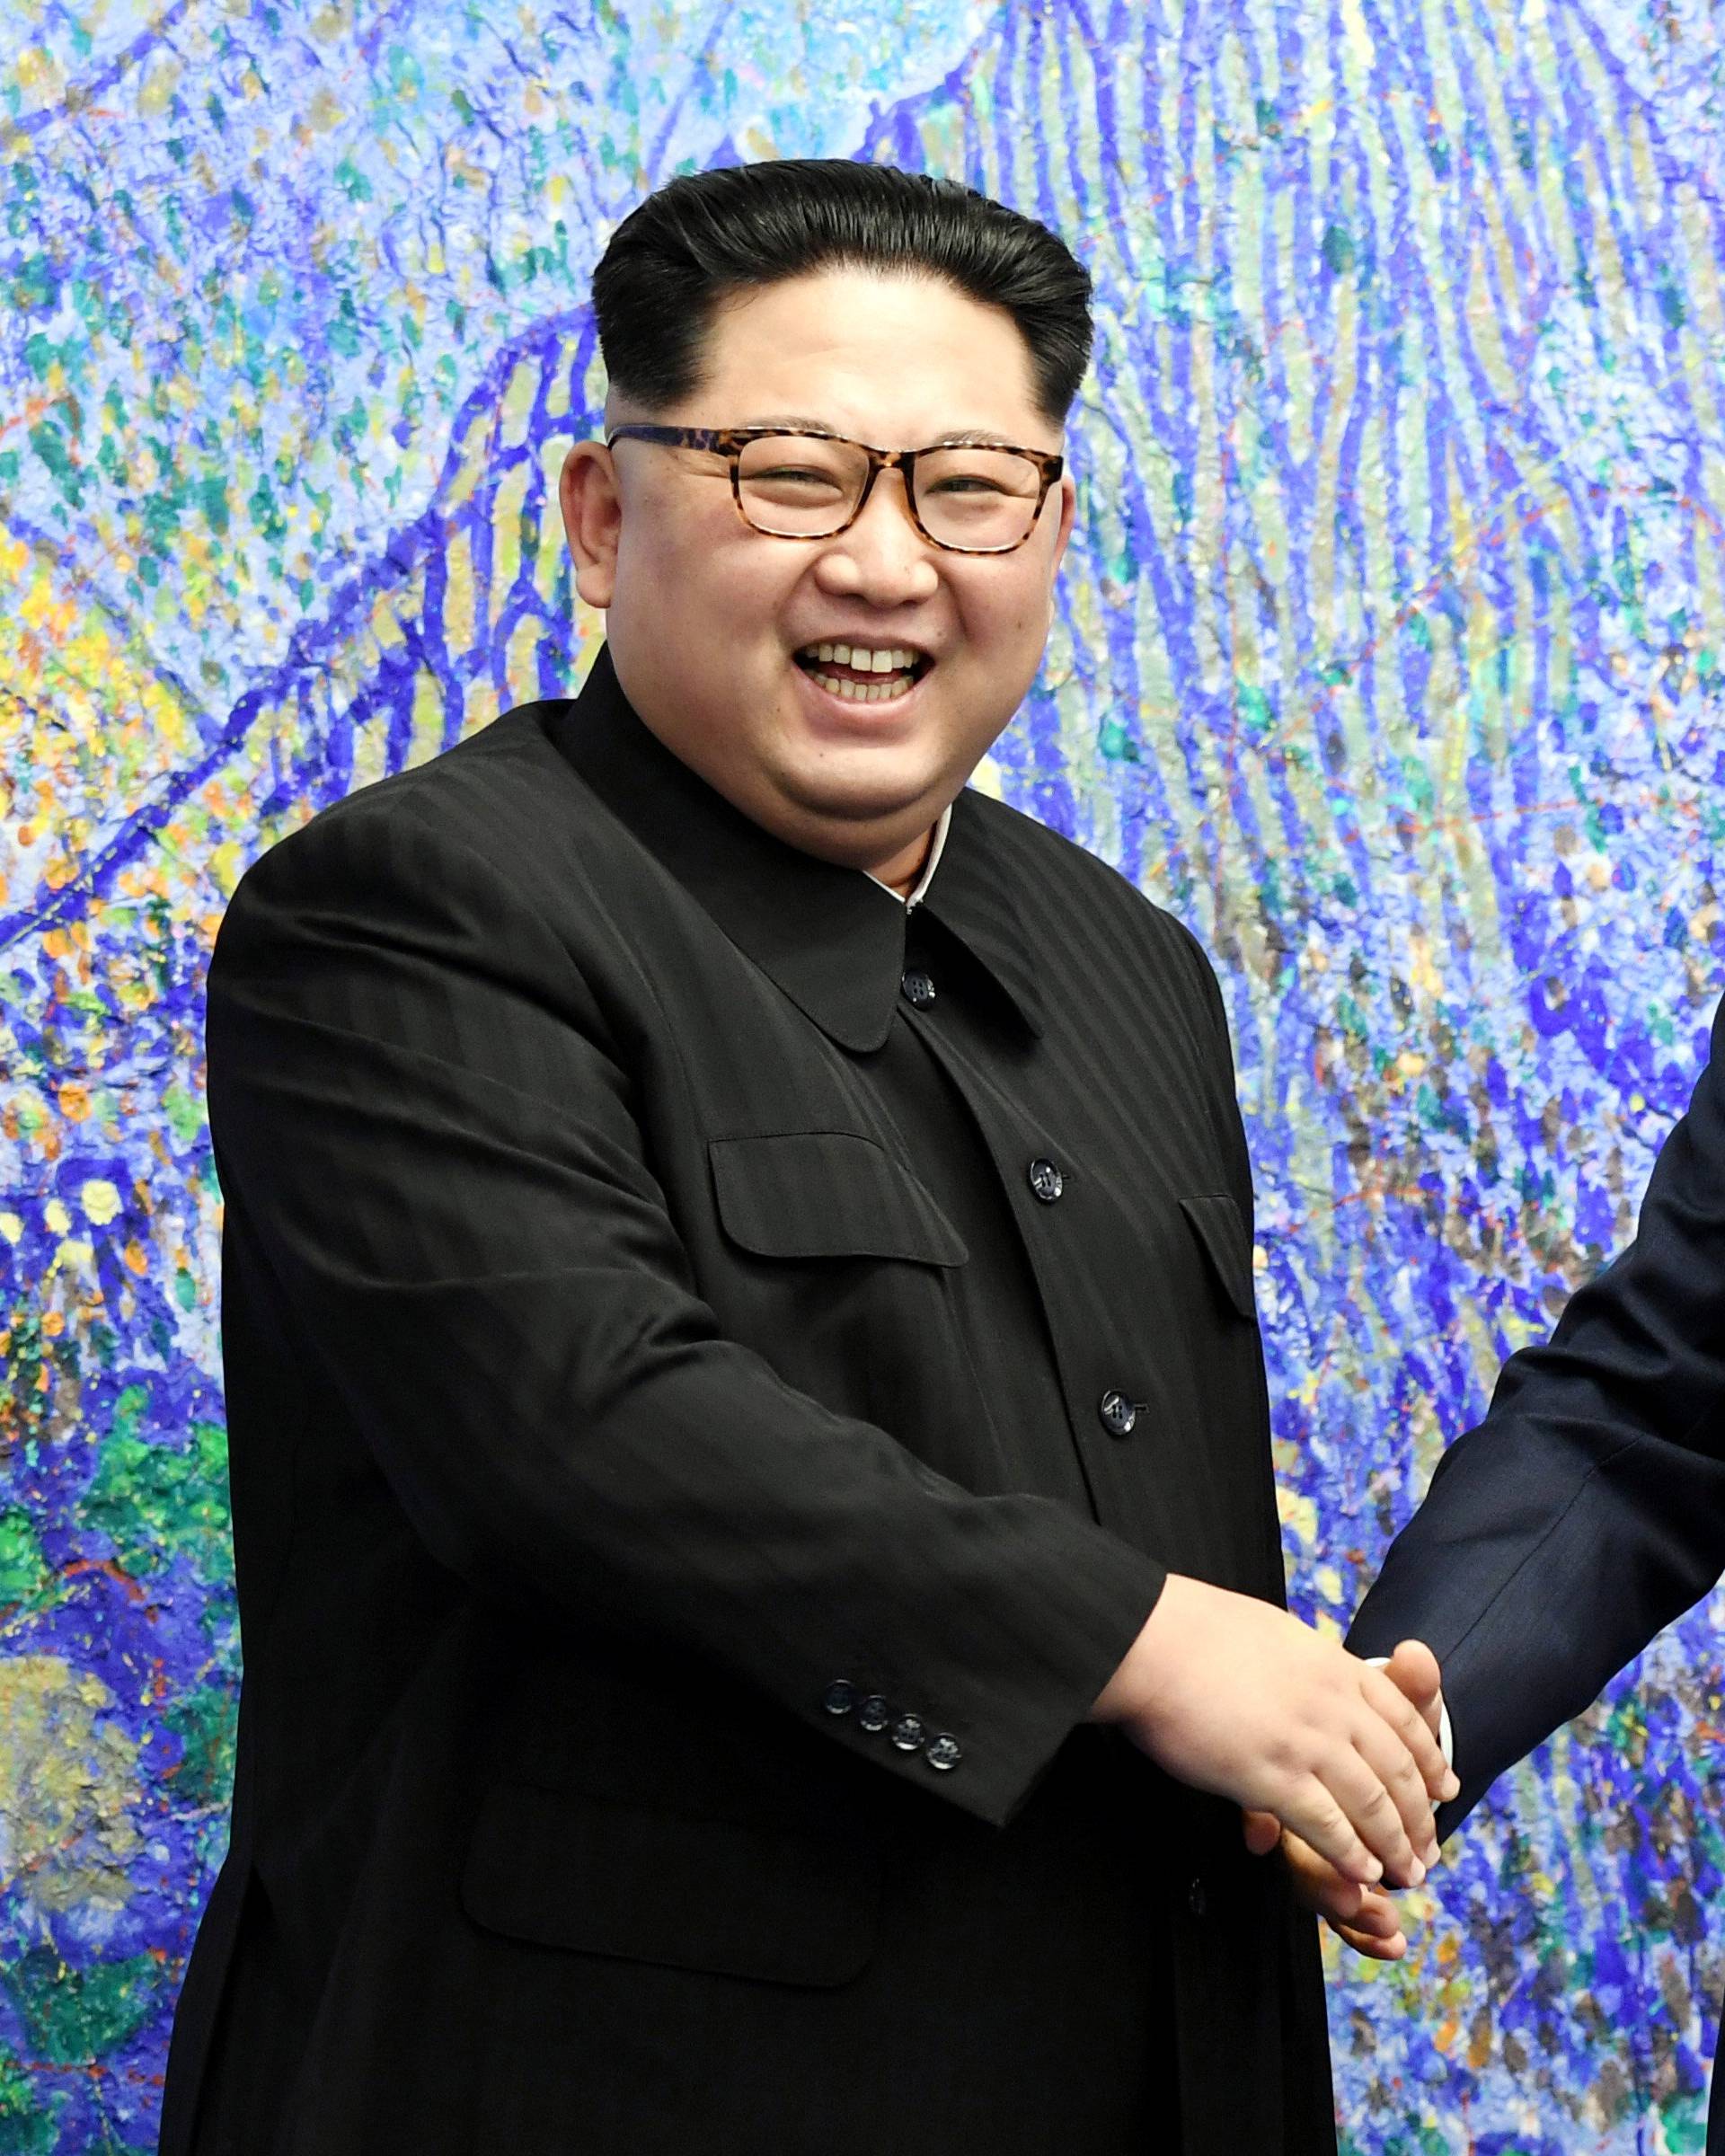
<box><xmin>164</xmin><ymin>159</ymin><xmax>1454</xmax><ymax>2155</ymax></box>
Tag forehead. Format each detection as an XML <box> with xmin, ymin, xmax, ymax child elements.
<box><xmin>687</xmin><ymin>267</ymin><xmax>1053</xmax><ymax>446</ymax></box>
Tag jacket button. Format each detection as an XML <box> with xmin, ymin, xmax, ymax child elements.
<box><xmin>889</xmin><ymin>1714</ymin><xmax>926</xmax><ymax>1754</ymax></box>
<box><xmin>900</xmin><ymin>969</ymin><xmax>937</xmax><ymax>1009</ymax></box>
<box><xmin>924</xmin><ymin>1733</ymin><xmax>962</xmax><ymax>1772</ymax></box>
<box><xmin>857</xmin><ymin>1693</ymin><xmax>891</xmax><ymax>1732</ymax></box>
<box><xmin>1027</xmin><ymin>1157</ymin><xmax>1064</xmax><ymax>1203</ymax></box>
<box><xmin>822</xmin><ymin>1679</ymin><xmax>860</xmax><ymax>1717</ymax></box>
<box><xmin>1099</xmin><ymin>1390</ymin><xmax>1138</xmax><ymax>1438</ymax></box>
<box><xmin>1187</xmin><ymin>1876</ymin><xmax>1208</xmax><ymax>1918</ymax></box>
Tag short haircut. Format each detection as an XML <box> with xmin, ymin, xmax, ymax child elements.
<box><xmin>592</xmin><ymin>159</ymin><xmax>1092</xmax><ymax>424</ymax></box>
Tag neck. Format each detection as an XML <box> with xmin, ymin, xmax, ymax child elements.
<box><xmin>871</xmin><ymin>825</ymin><xmax>935</xmax><ymax>898</ymax></box>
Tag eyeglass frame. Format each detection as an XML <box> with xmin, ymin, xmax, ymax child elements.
<box><xmin>603</xmin><ymin>423</ymin><xmax>1066</xmax><ymax>556</ymax></box>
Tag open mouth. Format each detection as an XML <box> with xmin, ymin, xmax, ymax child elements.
<box><xmin>794</xmin><ymin>641</ymin><xmax>931</xmax><ymax>703</ymax></box>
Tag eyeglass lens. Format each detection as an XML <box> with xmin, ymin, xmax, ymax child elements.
<box><xmin>735</xmin><ymin>437</ymin><xmax>1043</xmax><ymax>551</ymax></box>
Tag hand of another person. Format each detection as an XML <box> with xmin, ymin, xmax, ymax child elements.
<box><xmin>1241</xmin><ymin>1635</ymin><xmax>1451</xmax><ymax>1957</ymax></box>
<box><xmin>1377</xmin><ymin>1637</ymin><xmax>1446</xmax><ymax>1746</ymax></box>
<box><xmin>1091</xmin><ymin>1578</ymin><xmax>1459</xmax><ymax>1887</ymax></box>
<box><xmin>1269</xmin><ymin>1825</ymin><xmax>1411</xmax><ymax>1958</ymax></box>
<box><xmin>1242</xmin><ymin>1634</ymin><xmax>1449</xmax><ymax>1837</ymax></box>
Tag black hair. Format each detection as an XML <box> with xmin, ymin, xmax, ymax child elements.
<box><xmin>591</xmin><ymin>159</ymin><xmax>1092</xmax><ymax>423</ymax></box>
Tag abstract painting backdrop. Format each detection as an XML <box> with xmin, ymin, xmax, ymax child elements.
<box><xmin>3</xmin><ymin>0</ymin><xmax>1724</xmax><ymax>2147</ymax></box>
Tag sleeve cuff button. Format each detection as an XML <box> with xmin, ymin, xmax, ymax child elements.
<box><xmin>822</xmin><ymin>1680</ymin><xmax>860</xmax><ymax>1716</ymax></box>
<box><xmin>924</xmin><ymin>1734</ymin><xmax>962</xmax><ymax>1772</ymax></box>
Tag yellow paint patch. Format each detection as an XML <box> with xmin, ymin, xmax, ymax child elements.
<box><xmin>80</xmin><ymin>1180</ymin><xmax>122</xmax><ymax>1226</ymax></box>
<box><xmin>1278</xmin><ymin>1488</ymin><xmax>1319</xmax><ymax>1548</ymax></box>
<box><xmin>0</xmin><ymin>1657</ymin><xmax>142</xmax><ymax>1915</ymax></box>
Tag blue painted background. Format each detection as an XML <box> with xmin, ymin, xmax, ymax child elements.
<box><xmin>2</xmin><ymin>1</ymin><xmax>1722</xmax><ymax>2146</ymax></box>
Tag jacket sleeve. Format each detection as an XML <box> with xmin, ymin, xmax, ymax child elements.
<box><xmin>1348</xmin><ymin>1000</ymin><xmax>1725</xmax><ymax>1831</ymax></box>
<box><xmin>205</xmin><ymin>794</ymin><xmax>1165</xmax><ymax>1829</ymax></box>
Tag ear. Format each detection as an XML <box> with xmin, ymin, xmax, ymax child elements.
<box><xmin>560</xmin><ymin>440</ymin><xmax>622</xmax><ymax>610</ymax></box>
<box><xmin>1048</xmin><ymin>469</ymin><xmax>1078</xmax><ymax>576</ymax></box>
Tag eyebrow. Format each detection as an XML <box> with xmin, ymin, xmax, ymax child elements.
<box><xmin>736</xmin><ymin>414</ymin><xmax>1036</xmax><ymax>451</ymax></box>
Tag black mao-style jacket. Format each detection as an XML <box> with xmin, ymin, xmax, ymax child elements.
<box><xmin>164</xmin><ymin>646</ymin><xmax>1336</xmax><ymax>2156</ymax></box>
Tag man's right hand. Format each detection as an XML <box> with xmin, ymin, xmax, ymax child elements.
<box><xmin>1089</xmin><ymin>1575</ymin><xmax>1459</xmax><ymax>1886</ymax></box>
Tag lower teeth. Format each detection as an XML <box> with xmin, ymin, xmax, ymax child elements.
<box><xmin>805</xmin><ymin>667</ymin><xmax>913</xmax><ymax>702</ymax></box>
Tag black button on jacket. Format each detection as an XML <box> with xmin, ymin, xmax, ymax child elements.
<box><xmin>164</xmin><ymin>646</ymin><xmax>1335</xmax><ymax>2156</ymax></box>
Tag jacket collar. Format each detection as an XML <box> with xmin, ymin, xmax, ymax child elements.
<box><xmin>547</xmin><ymin>644</ymin><xmax>1042</xmax><ymax>1052</ymax></box>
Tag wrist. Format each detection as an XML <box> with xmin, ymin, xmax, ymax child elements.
<box><xmin>1088</xmin><ymin>1573</ymin><xmax>1188</xmax><ymax>1726</ymax></box>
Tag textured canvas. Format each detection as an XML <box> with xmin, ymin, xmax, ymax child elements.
<box><xmin>2</xmin><ymin>0</ymin><xmax>1723</xmax><ymax>2147</ymax></box>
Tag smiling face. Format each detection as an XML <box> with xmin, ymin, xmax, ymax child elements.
<box><xmin>560</xmin><ymin>267</ymin><xmax>1076</xmax><ymax>883</ymax></box>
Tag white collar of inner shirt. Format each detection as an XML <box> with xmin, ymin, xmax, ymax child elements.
<box><xmin>863</xmin><ymin>806</ymin><xmax>952</xmax><ymax>910</ymax></box>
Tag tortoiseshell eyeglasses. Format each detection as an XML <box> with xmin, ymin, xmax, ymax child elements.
<box><xmin>605</xmin><ymin>424</ymin><xmax>1065</xmax><ymax>556</ymax></box>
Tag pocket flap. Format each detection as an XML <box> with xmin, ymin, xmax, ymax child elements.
<box><xmin>462</xmin><ymin>1783</ymin><xmax>882</xmax><ymax>1989</ymax></box>
<box><xmin>1179</xmin><ymin>1193</ymin><xmax>1257</xmax><ymax>1321</ymax></box>
<box><xmin>710</xmin><ymin>1131</ymin><xmax>968</xmax><ymax>1267</ymax></box>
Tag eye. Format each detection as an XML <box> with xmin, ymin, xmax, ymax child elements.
<box><xmin>749</xmin><ymin>464</ymin><xmax>849</xmax><ymax>490</ymax></box>
<box><xmin>924</xmin><ymin>472</ymin><xmax>1013</xmax><ymax>497</ymax></box>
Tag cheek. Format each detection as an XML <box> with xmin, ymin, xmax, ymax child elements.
<box><xmin>618</xmin><ymin>512</ymin><xmax>704</xmax><ymax>597</ymax></box>
<box><xmin>624</xmin><ymin>524</ymin><xmax>805</xmax><ymax>646</ymax></box>
<box><xmin>951</xmin><ymin>570</ymin><xmax>1055</xmax><ymax>659</ymax></box>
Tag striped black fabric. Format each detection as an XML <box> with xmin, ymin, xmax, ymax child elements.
<box><xmin>164</xmin><ymin>645</ymin><xmax>1336</xmax><ymax>2156</ymax></box>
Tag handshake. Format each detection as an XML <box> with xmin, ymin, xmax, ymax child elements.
<box><xmin>1090</xmin><ymin>1574</ymin><xmax>1454</xmax><ymax>1960</ymax></box>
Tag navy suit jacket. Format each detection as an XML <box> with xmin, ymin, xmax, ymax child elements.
<box><xmin>1349</xmin><ymin>998</ymin><xmax>1725</xmax><ymax>2140</ymax></box>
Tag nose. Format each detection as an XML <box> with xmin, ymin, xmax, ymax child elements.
<box><xmin>811</xmin><ymin>470</ymin><xmax>941</xmax><ymax>607</ymax></box>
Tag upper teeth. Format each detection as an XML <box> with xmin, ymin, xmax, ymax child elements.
<box><xmin>805</xmin><ymin>643</ymin><xmax>919</xmax><ymax>672</ymax></box>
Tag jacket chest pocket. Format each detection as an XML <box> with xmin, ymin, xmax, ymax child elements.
<box><xmin>1179</xmin><ymin>1192</ymin><xmax>1257</xmax><ymax>1323</ymax></box>
<box><xmin>709</xmin><ymin>1130</ymin><xmax>968</xmax><ymax>1268</ymax></box>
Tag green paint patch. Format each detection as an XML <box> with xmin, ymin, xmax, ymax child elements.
<box><xmin>11</xmin><ymin>254</ymin><xmax>55</xmax><ymax>313</ymax></box>
<box><xmin>1660</xmin><ymin>2094</ymin><xmax>1711</xmax><ymax>2151</ymax></box>
<box><xmin>0</xmin><ymin>1507</ymin><xmax>51</xmax><ymax>1605</ymax></box>
<box><xmin>28</xmin><ymin>419</ymin><xmax>83</xmax><ymax>507</ymax></box>
<box><xmin>4</xmin><ymin>1947</ymin><xmax>164</xmax><ymax>2067</ymax></box>
<box><xmin>1322</xmin><ymin>222</ymin><xmax>1357</xmax><ymax>273</ymax></box>
<box><xmin>0</xmin><ymin>2042</ymin><xmax>58</xmax><ymax>2156</ymax></box>
<box><xmin>162</xmin><ymin>1682</ymin><xmax>238</xmax><ymax>1809</ymax></box>
<box><xmin>1235</xmin><ymin>683</ymin><xmax>1274</xmax><ymax>735</ymax></box>
<box><xmin>80</xmin><ymin>1421</ymin><xmax>230</xmax><ymax>1581</ymax></box>
<box><xmin>333</xmin><ymin>156</ymin><xmax>373</xmax><ymax>204</ymax></box>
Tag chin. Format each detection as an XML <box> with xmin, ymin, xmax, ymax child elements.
<box><xmin>775</xmin><ymin>749</ymin><xmax>951</xmax><ymax>834</ymax></box>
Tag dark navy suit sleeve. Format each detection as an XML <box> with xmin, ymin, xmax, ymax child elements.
<box><xmin>1348</xmin><ymin>999</ymin><xmax>1725</xmax><ymax>1830</ymax></box>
